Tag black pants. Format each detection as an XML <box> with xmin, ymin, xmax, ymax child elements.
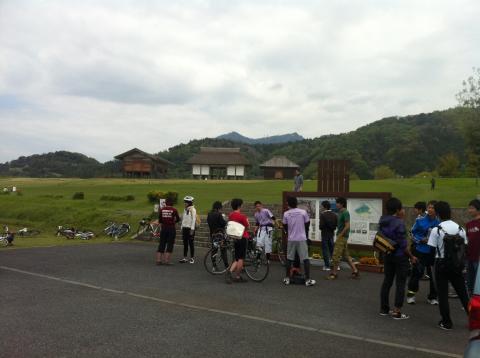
<box><xmin>182</xmin><ymin>227</ymin><xmax>195</xmax><ymax>258</ymax></box>
<box><xmin>434</xmin><ymin>260</ymin><xmax>469</xmax><ymax>327</ymax></box>
<box><xmin>408</xmin><ymin>251</ymin><xmax>437</xmax><ymax>299</ymax></box>
<box><xmin>381</xmin><ymin>255</ymin><xmax>410</xmax><ymax>311</ymax></box>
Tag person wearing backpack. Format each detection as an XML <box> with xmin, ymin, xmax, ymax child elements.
<box><xmin>466</xmin><ymin>199</ymin><xmax>480</xmax><ymax>296</ymax></box>
<box><xmin>407</xmin><ymin>200</ymin><xmax>440</xmax><ymax>305</ymax></box>
<box><xmin>427</xmin><ymin>201</ymin><xmax>469</xmax><ymax>330</ymax></box>
<box><xmin>179</xmin><ymin>195</ymin><xmax>197</xmax><ymax>264</ymax></box>
<box><xmin>319</xmin><ymin>200</ymin><xmax>337</xmax><ymax>271</ymax></box>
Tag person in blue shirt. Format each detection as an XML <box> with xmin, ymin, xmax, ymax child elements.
<box><xmin>407</xmin><ymin>200</ymin><xmax>440</xmax><ymax>305</ymax></box>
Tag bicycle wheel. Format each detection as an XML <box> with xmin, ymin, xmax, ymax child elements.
<box><xmin>244</xmin><ymin>247</ymin><xmax>269</xmax><ymax>282</ymax></box>
<box><xmin>115</xmin><ymin>225</ymin><xmax>130</xmax><ymax>239</ymax></box>
<box><xmin>204</xmin><ymin>245</ymin><xmax>232</xmax><ymax>275</ymax></box>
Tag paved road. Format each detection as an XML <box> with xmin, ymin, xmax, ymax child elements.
<box><xmin>0</xmin><ymin>243</ymin><xmax>470</xmax><ymax>358</ymax></box>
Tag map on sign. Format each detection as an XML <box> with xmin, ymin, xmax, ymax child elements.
<box><xmin>347</xmin><ymin>198</ymin><xmax>383</xmax><ymax>246</ymax></box>
<box><xmin>295</xmin><ymin>196</ymin><xmax>384</xmax><ymax>245</ymax></box>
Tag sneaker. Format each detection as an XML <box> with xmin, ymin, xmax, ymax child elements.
<box><xmin>179</xmin><ymin>258</ymin><xmax>188</xmax><ymax>263</ymax></box>
<box><xmin>391</xmin><ymin>312</ymin><xmax>410</xmax><ymax>320</ymax></box>
<box><xmin>438</xmin><ymin>321</ymin><xmax>452</xmax><ymax>330</ymax></box>
<box><xmin>305</xmin><ymin>279</ymin><xmax>316</xmax><ymax>287</ymax></box>
<box><xmin>407</xmin><ymin>296</ymin><xmax>416</xmax><ymax>304</ymax></box>
<box><xmin>323</xmin><ymin>266</ymin><xmax>331</xmax><ymax>271</ymax></box>
<box><xmin>379</xmin><ymin>310</ymin><xmax>392</xmax><ymax>316</ymax></box>
<box><xmin>427</xmin><ymin>298</ymin><xmax>439</xmax><ymax>305</ymax></box>
<box><xmin>283</xmin><ymin>277</ymin><xmax>290</xmax><ymax>285</ymax></box>
<box><xmin>189</xmin><ymin>258</ymin><xmax>195</xmax><ymax>264</ymax></box>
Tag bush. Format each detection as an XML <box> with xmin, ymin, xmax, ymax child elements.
<box><xmin>100</xmin><ymin>195</ymin><xmax>135</xmax><ymax>201</ymax></box>
<box><xmin>147</xmin><ymin>191</ymin><xmax>179</xmax><ymax>204</ymax></box>
<box><xmin>374</xmin><ymin>165</ymin><xmax>396</xmax><ymax>180</ymax></box>
<box><xmin>72</xmin><ymin>192</ymin><xmax>85</xmax><ymax>200</ymax></box>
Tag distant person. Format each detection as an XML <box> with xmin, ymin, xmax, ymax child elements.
<box><xmin>430</xmin><ymin>178</ymin><xmax>436</xmax><ymax>191</ymax></box>
<box><xmin>379</xmin><ymin>197</ymin><xmax>417</xmax><ymax>320</ymax></box>
<box><xmin>293</xmin><ymin>169</ymin><xmax>304</xmax><ymax>192</ymax></box>
<box><xmin>428</xmin><ymin>201</ymin><xmax>469</xmax><ymax>330</ymax></box>
<box><xmin>319</xmin><ymin>200</ymin><xmax>337</xmax><ymax>271</ymax></box>
<box><xmin>327</xmin><ymin>197</ymin><xmax>359</xmax><ymax>280</ymax></box>
<box><xmin>254</xmin><ymin>201</ymin><xmax>275</xmax><ymax>261</ymax></box>
<box><xmin>156</xmin><ymin>198</ymin><xmax>180</xmax><ymax>265</ymax></box>
<box><xmin>226</xmin><ymin>198</ymin><xmax>250</xmax><ymax>284</ymax></box>
<box><xmin>407</xmin><ymin>201</ymin><xmax>439</xmax><ymax>305</ymax></box>
<box><xmin>179</xmin><ymin>196</ymin><xmax>197</xmax><ymax>264</ymax></box>
<box><xmin>207</xmin><ymin>201</ymin><xmax>228</xmax><ymax>272</ymax></box>
<box><xmin>466</xmin><ymin>199</ymin><xmax>480</xmax><ymax>296</ymax></box>
<box><xmin>282</xmin><ymin>196</ymin><xmax>316</xmax><ymax>287</ymax></box>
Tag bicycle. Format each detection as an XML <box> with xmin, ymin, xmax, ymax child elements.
<box><xmin>133</xmin><ymin>218</ymin><xmax>160</xmax><ymax>241</ymax></box>
<box><xmin>203</xmin><ymin>230</ymin><xmax>234</xmax><ymax>275</ymax></box>
<box><xmin>56</xmin><ymin>226</ymin><xmax>95</xmax><ymax>240</ymax></box>
<box><xmin>16</xmin><ymin>227</ymin><xmax>41</xmax><ymax>237</ymax></box>
<box><xmin>0</xmin><ymin>226</ymin><xmax>14</xmax><ymax>247</ymax></box>
<box><xmin>104</xmin><ymin>221</ymin><xmax>131</xmax><ymax>239</ymax></box>
<box><xmin>272</xmin><ymin>221</ymin><xmax>287</xmax><ymax>266</ymax></box>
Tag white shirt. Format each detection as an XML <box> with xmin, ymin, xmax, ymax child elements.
<box><xmin>181</xmin><ymin>206</ymin><xmax>197</xmax><ymax>230</ymax></box>
<box><xmin>427</xmin><ymin>220</ymin><xmax>467</xmax><ymax>258</ymax></box>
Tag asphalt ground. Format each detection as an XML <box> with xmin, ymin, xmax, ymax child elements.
<box><xmin>0</xmin><ymin>243</ymin><xmax>470</xmax><ymax>358</ymax></box>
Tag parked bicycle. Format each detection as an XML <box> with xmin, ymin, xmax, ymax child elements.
<box><xmin>0</xmin><ymin>225</ymin><xmax>15</xmax><ymax>247</ymax></box>
<box><xmin>203</xmin><ymin>230</ymin><xmax>233</xmax><ymax>275</ymax></box>
<box><xmin>133</xmin><ymin>218</ymin><xmax>161</xmax><ymax>241</ymax></box>
<box><xmin>103</xmin><ymin>221</ymin><xmax>131</xmax><ymax>239</ymax></box>
<box><xmin>272</xmin><ymin>220</ymin><xmax>286</xmax><ymax>266</ymax></box>
<box><xmin>17</xmin><ymin>227</ymin><xmax>41</xmax><ymax>237</ymax></box>
<box><xmin>56</xmin><ymin>226</ymin><xmax>95</xmax><ymax>240</ymax></box>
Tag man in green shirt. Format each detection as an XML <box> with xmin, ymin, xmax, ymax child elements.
<box><xmin>327</xmin><ymin>197</ymin><xmax>360</xmax><ymax>280</ymax></box>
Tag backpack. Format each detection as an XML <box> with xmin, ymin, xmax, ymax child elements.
<box><xmin>437</xmin><ymin>225</ymin><xmax>466</xmax><ymax>273</ymax></box>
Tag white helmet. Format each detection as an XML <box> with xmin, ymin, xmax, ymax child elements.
<box><xmin>183</xmin><ymin>195</ymin><xmax>194</xmax><ymax>202</ymax></box>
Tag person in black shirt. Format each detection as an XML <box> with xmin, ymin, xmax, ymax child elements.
<box><xmin>319</xmin><ymin>200</ymin><xmax>338</xmax><ymax>271</ymax></box>
<box><xmin>207</xmin><ymin>201</ymin><xmax>228</xmax><ymax>271</ymax></box>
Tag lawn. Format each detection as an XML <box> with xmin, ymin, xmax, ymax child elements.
<box><xmin>0</xmin><ymin>177</ymin><xmax>478</xmax><ymax>249</ymax></box>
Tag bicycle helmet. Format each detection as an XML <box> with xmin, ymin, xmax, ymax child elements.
<box><xmin>183</xmin><ymin>195</ymin><xmax>194</xmax><ymax>202</ymax></box>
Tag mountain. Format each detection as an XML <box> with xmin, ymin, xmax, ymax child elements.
<box><xmin>0</xmin><ymin>107</ymin><xmax>473</xmax><ymax>179</ymax></box>
<box><xmin>216</xmin><ymin>131</ymin><xmax>304</xmax><ymax>144</ymax></box>
<box><xmin>0</xmin><ymin>151</ymin><xmax>120</xmax><ymax>178</ymax></box>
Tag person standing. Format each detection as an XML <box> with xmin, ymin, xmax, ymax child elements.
<box><xmin>413</xmin><ymin>201</ymin><xmax>427</xmax><ymax>219</ymax></box>
<box><xmin>254</xmin><ymin>201</ymin><xmax>276</xmax><ymax>261</ymax></box>
<box><xmin>207</xmin><ymin>201</ymin><xmax>228</xmax><ymax>272</ymax></box>
<box><xmin>428</xmin><ymin>201</ymin><xmax>469</xmax><ymax>330</ymax></box>
<box><xmin>156</xmin><ymin>197</ymin><xmax>180</xmax><ymax>265</ymax></box>
<box><xmin>179</xmin><ymin>195</ymin><xmax>197</xmax><ymax>264</ymax></box>
<box><xmin>293</xmin><ymin>169</ymin><xmax>304</xmax><ymax>192</ymax></box>
<box><xmin>226</xmin><ymin>198</ymin><xmax>250</xmax><ymax>284</ymax></box>
<box><xmin>466</xmin><ymin>199</ymin><xmax>480</xmax><ymax>296</ymax></box>
<box><xmin>379</xmin><ymin>197</ymin><xmax>417</xmax><ymax>320</ymax></box>
<box><xmin>282</xmin><ymin>196</ymin><xmax>316</xmax><ymax>286</ymax></box>
<box><xmin>407</xmin><ymin>201</ymin><xmax>440</xmax><ymax>305</ymax></box>
<box><xmin>327</xmin><ymin>197</ymin><xmax>359</xmax><ymax>280</ymax></box>
<box><xmin>319</xmin><ymin>200</ymin><xmax>337</xmax><ymax>271</ymax></box>
<box><xmin>430</xmin><ymin>178</ymin><xmax>436</xmax><ymax>191</ymax></box>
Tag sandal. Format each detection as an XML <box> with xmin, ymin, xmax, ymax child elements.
<box><xmin>351</xmin><ymin>271</ymin><xmax>360</xmax><ymax>279</ymax></box>
<box><xmin>325</xmin><ymin>273</ymin><xmax>338</xmax><ymax>280</ymax></box>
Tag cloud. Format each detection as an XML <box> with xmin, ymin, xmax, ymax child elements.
<box><xmin>1</xmin><ymin>0</ymin><xmax>480</xmax><ymax>162</ymax></box>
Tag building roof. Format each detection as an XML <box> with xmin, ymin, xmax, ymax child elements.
<box><xmin>114</xmin><ymin>148</ymin><xmax>172</xmax><ymax>166</ymax></box>
<box><xmin>260</xmin><ymin>156</ymin><xmax>299</xmax><ymax>168</ymax></box>
<box><xmin>186</xmin><ymin>147</ymin><xmax>250</xmax><ymax>165</ymax></box>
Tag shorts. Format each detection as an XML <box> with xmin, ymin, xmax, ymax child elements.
<box><xmin>158</xmin><ymin>227</ymin><xmax>176</xmax><ymax>253</ymax></box>
<box><xmin>234</xmin><ymin>238</ymin><xmax>247</xmax><ymax>261</ymax></box>
<box><xmin>256</xmin><ymin>226</ymin><xmax>273</xmax><ymax>253</ymax></box>
<box><xmin>332</xmin><ymin>236</ymin><xmax>349</xmax><ymax>263</ymax></box>
<box><xmin>287</xmin><ymin>240</ymin><xmax>309</xmax><ymax>261</ymax></box>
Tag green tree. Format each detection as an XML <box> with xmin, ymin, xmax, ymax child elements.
<box><xmin>457</xmin><ymin>67</ymin><xmax>480</xmax><ymax>183</ymax></box>
<box><xmin>374</xmin><ymin>165</ymin><xmax>396</xmax><ymax>179</ymax></box>
<box><xmin>437</xmin><ymin>153</ymin><xmax>460</xmax><ymax>177</ymax></box>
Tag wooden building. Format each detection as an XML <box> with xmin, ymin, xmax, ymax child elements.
<box><xmin>114</xmin><ymin>148</ymin><xmax>171</xmax><ymax>178</ymax></box>
<box><xmin>186</xmin><ymin>147</ymin><xmax>249</xmax><ymax>179</ymax></box>
<box><xmin>260</xmin><ymin>156</ymin><xmax>299</xmax><ymax>179</ymax></box>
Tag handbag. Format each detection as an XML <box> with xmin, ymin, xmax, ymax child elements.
<box><xmin>373</xmin><ymin>231</ymin><xmax>397</xmax><ymax>254</ymax></box>
<box><xmin>226</xmin><ymin>221</ymin><xmax>245</xmax><ymax>240</ymax></box>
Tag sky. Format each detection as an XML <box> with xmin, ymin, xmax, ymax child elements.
<box><xmin>1</xmin><ymin>0</ymin><xmax>480</xmax><ymax>163</ymax></box>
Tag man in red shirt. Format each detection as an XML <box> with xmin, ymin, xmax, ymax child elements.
<box><xmin>467</xmin><ymin>199</ymin><xmax>480</xmax><ymax>295</ymax></box>
<box><xmin>156</xmin><ymin>198</ymin><xmax>180</xmax><ymax>265</ymax></box>
<box><xmin>226</xmin><ymin>198</ymin><xmax>249</xmax><ymax>284</ymax></box>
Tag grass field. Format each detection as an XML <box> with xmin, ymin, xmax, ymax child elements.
<box><xmin>0</xmin><ymin>177</ymin><xmax>478</xmax><ymax>249</ymax></box>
